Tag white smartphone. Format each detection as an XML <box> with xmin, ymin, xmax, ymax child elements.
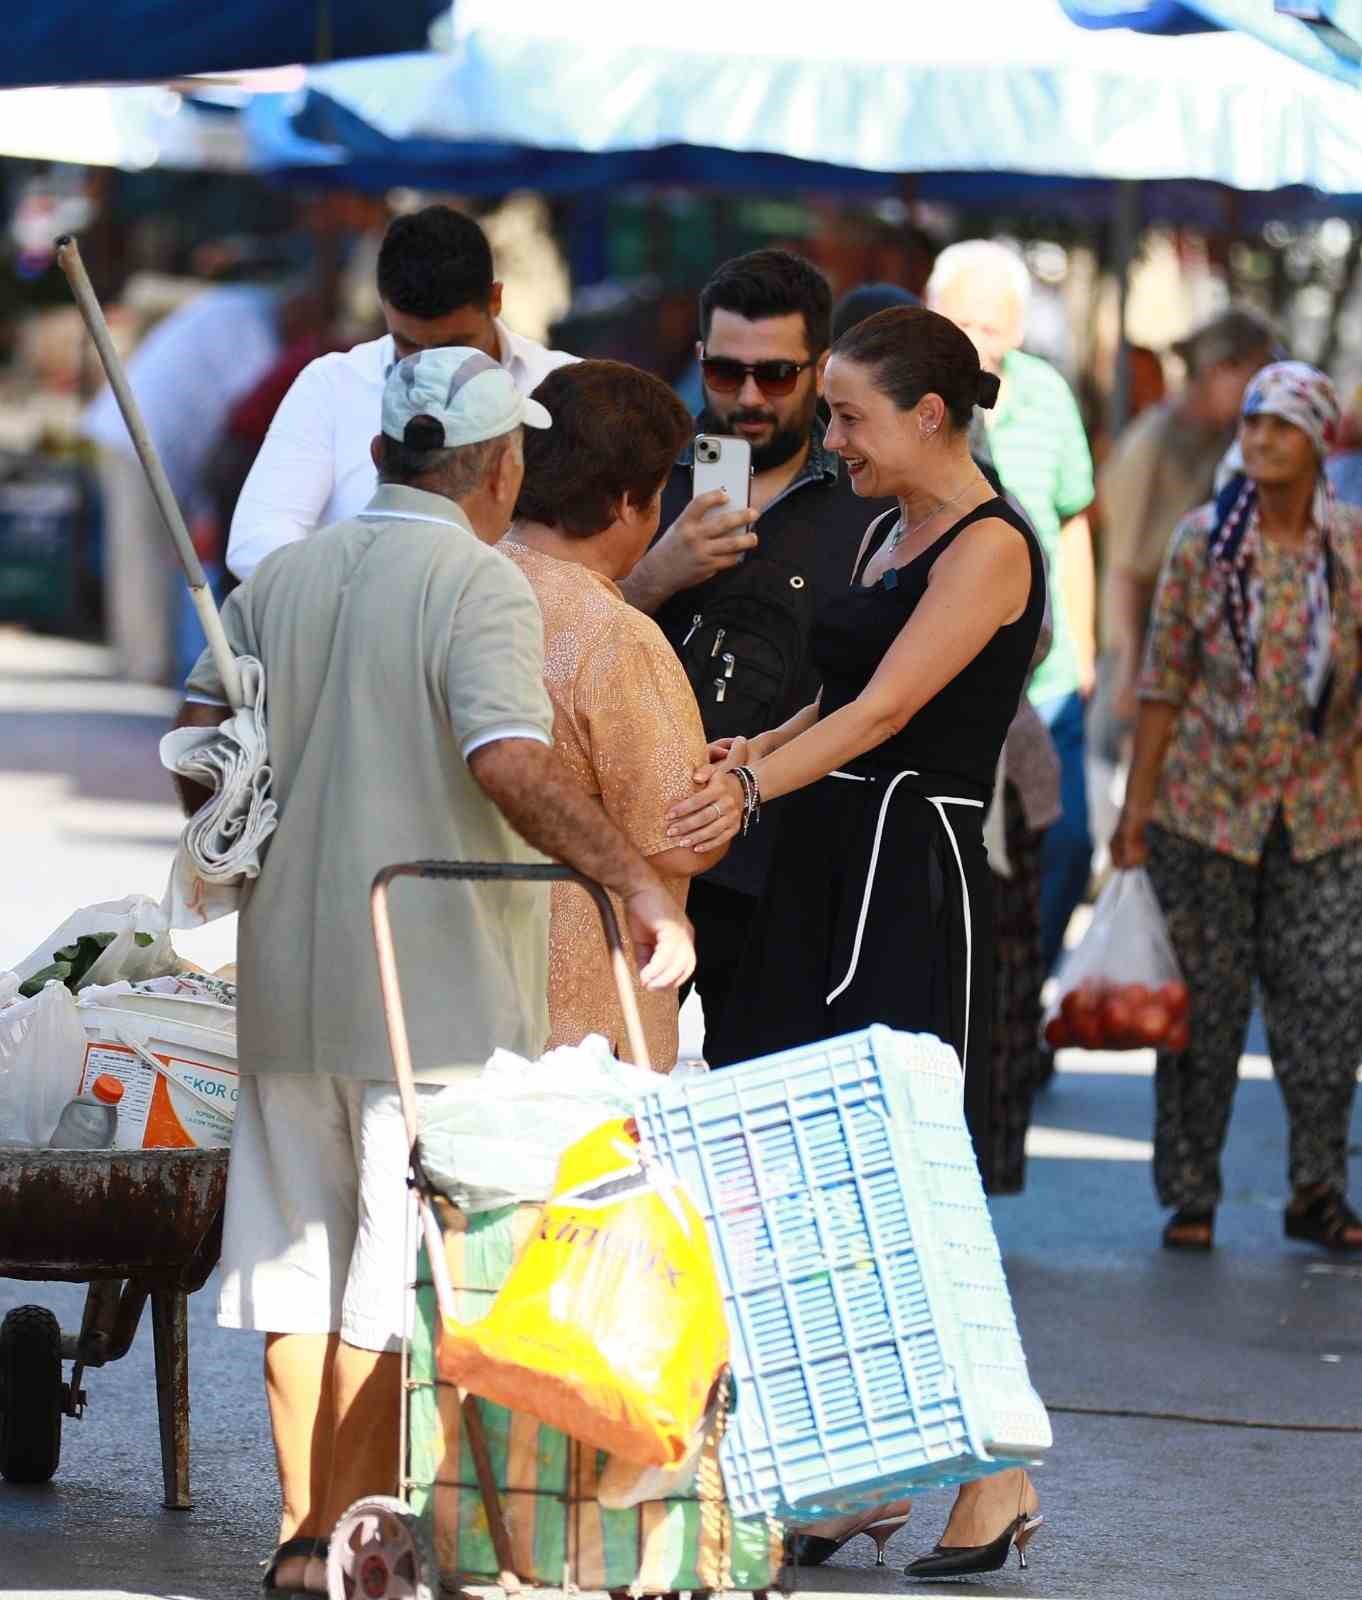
<box><xmin>692</xmin><ymin>433</ymin><xmax>753</xmax><ymax>510</ymax></box>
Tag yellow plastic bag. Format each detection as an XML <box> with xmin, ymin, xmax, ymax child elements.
<box><xmin>438</xmin><ymin>1118</ymin><xmax>728</xmax><ymax>1466</ymax></box>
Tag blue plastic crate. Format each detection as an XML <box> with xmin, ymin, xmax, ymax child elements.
<box><xmin>636</xmin><ymin>1026</ymin><xmax>1049</xmax><ymax>1522</ymax></box>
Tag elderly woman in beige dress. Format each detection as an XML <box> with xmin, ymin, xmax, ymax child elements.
<box><xmin>503</xmin><ymin>360</ymin><xmax>736</xmax><ymax>1069</ymax></box>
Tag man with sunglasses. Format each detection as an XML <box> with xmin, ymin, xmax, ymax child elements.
<box><xmin>622</xmin><ymin>249</ymin><xmax>891</xmax><ymax>1050</ymax></box>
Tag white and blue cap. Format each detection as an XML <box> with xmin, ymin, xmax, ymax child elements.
<box><xmin>381</xmin><ymin>346</ymin><xmax>551</xmax><ymax>448</ymax></box>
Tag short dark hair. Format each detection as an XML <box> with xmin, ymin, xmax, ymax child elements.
<box><xmin>832</xmin><ymin>306</ymin><xmax>997</xmax><ymax>429</ymax></box>
<box><xmin>376</xmin><ymin>205</ymin><xmax>494</xmax><ymax>319</ymax></box>
<box><xmin>699</xmin><ymin>249</ymin><xmax>832</xmax><ymax>355</ymax></box>
<box><xmin>831</xmin><ymin>282</ymin><xmax>921</xmax><ymax>344</ymax></box>
<box><xmin>516</xmin><ymin>361</ymin><xmax>691</xmax><ymax>538</ymax></box>
<box><xmin>1173</xmin><ymin>306</ymin><xmax>1279</xmax><ymax>376</ymax></box>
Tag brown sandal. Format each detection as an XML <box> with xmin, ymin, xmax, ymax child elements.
<box><xmin>1162</xmin><ymin>1208</ymin><xmax>1214</xmax><ymax>1251</ymax></box>
<box><xmin>1284</xmin><ymin>1189</ymin><xmax>1362</xmax><ymax>1253</ymax></box>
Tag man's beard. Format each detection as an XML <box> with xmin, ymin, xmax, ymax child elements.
<box><xmin>697</xmin><ymin>396</ymin><xmax>816</xmax><ymax>474</ymax></box>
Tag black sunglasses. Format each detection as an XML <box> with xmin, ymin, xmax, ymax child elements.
<box><xmin>700</xmin><ymin>354</ymin><xmax>816</xmax><ymax>397</ymax></box>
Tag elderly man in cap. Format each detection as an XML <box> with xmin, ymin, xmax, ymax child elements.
<box><xmin>173</xmin><ymin>348</ymin><xmax>694</xmax><ymax>1596</ymax></box>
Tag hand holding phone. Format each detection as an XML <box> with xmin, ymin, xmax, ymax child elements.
<box><xmin>646</xmin><ymin>436</ymin><xmax>758</xmax><ymax>595</ymax></box>
<box><xmin>692</xmin><ymin>434</ymin><xmax>753</xmax><ymax>509</ymax></box>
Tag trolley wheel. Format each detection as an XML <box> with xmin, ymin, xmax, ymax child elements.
<box><xmin>0</xmin><ymin>1305</ymin><xmax>63</xmax><ymax>1484</ymax></box>
<box><xmin>327</xmin><ymin>1495</ymin><xmax>438</xmax><ymax>1600</ymax></box>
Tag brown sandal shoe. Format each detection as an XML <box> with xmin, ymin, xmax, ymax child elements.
<box><xmin>1285</xmin><ymin>1189</ymin><xmax>1362</xmax><ymax>1253</ymax></box>
<box><xmin>1162</xmin><ymin>1208</ymin><xmax>1214</xmax><ymax>1251</ymax></box>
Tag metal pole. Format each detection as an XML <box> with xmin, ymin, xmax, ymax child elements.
<box><xmin>1106</xmin><ymin>180</ymin><xmax>1142</xmax><ymax>445</ymax></box>
<box><xmin>55</xmin><ymin>234</ymin><xmax>243</xmax><ymax>709</ymax></box>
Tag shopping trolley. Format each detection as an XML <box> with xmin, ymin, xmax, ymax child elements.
<box><xmin>324</xmin><ymin>860</ymin><xmax>781</xmax><ymax>1600</ymax></box>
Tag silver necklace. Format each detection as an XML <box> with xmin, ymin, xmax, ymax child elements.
<box><xmin>887</xmin><ymin>472</ymin><xmax>982</xmax><ymax>552</ymax></box>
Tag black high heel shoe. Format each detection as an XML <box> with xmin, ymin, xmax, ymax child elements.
<box><xmin>905</xmin><ymin>1473</ymin><xmax>1041</xmax><ymax>1583</ymax></box>
<box><xmin>787</xmin><ymin>1508</ymin><xmax>911</xmax><ymax>1568</ymax></box>
<box><xmin>904</xmin><ymin>1510</ymin><xmax>1042</xmax><ymax>1579</ymax></box>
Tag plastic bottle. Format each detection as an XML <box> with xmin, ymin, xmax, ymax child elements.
<box><xmin>49</xmin><ymin>1073</ymin><xmax>124</xmax><ymax>1149</ymax></box>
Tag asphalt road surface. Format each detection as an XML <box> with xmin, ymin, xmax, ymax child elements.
<box><xmin>2</xmin><ymin>634</ymin><xmax>1358</xmax><ymax>1600</ymax></box>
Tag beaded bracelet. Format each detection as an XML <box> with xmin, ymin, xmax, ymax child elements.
<box><xmin>731</xmin><ymin>764</ymin><xmax>762</xmax><ymax>835</ymax></box>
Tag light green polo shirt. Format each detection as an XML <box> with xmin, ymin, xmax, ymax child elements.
<box><xmin>187</xmin><ymin>484</ymin><xmax>555</xmax><ymax>1082</ymax></box>
<box><xmin>986</xmin><ymin>349</ymin><xmax>1095</xmax><ymax>704</ymax></box>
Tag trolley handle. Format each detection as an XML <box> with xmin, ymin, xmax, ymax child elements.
<box><xmin>374</xmin><ymin>861</ymin><xmax>658</xmax><ymax>1589</ymax></box>
<box><xmin>370</xmin><ymin>860</ymin><xmax>653</xmax><ymax>1156</ymax></box>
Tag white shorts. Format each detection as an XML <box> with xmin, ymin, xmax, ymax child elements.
<box><xmin>217</xmin><ymin>1075</ymin><xmax>438</xmax><ymax>1352</ymax></box>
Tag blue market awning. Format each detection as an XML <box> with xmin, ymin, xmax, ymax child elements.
<box><xmin>4</xmin><ymin>1</ymin><xmax>450</xmax><ymax>90</ymax></box>
<box><xmin>245</xmin><ymin>1</ymin><xmax>1362</xmax><ymax>216</ymax></box>
<box><xmin>1061</xmin><ymin>1</ymin><xmax>1362</xmax><ymax>84</ymax></box>
<box><xmin>1057</xmin><ymin>3</ymin><xmax>1218</xmax><ymax>33</ymax></box>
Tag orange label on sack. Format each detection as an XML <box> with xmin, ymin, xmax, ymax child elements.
<box><xmin>79</xmin><ymin>1041</ymin><xmax>236</xmax><ymax>1149</ymax></box>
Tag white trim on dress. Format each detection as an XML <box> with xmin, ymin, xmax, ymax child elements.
<box><xmin>824</xmin><ymin>772</ymin><xmax>985</xmax><ymax>1077</ymax></box>
<box><xmin>926</xmin><ymin>795</ymin><xmax>985</xmax><ymax>1075</ymax></box>
<box><xmin>826</xmin><ymin>770</ymin><xmax>917</xmax><ymax>1003</ymax></box>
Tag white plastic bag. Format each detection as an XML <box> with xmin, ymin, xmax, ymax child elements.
<box><xmin>13</xmin><ymin>896</ymin><xmax>176</xmax><ymax>994</ymax></box>
<box><xmin>419</xmin><ymin>1035</ymin><xmax>660</xmax><ymax>1211</ymax></box>
<box><xmin>1044</xmin><ymin>868</ymin><xmax>1188</xmax><ymax>1053</ymax></box>
<box><xmin>0</xmin><ymin>982</ymin><xmax>87</xmax><ymax>1146</ymax></box>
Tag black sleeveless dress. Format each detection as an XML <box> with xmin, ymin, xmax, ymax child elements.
<box><xmin>707</xmin><ymin>496</ymin><xmax>1046</xmax><ymax>1183</ymax></box>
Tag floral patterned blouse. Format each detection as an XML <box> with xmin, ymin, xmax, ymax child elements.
<box><xmin>1139</xmin><ymin>500</ymin><xmax>1362</xmax><ymax>864</ymax></box>
<box><xmin>503</xmin><ymin>535</ymin><xmax>707</xmax><ymax>1069</ymax></box>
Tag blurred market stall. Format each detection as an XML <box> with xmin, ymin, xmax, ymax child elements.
<box><xmin>0</xmin><ymin>88</ymin><xmax>249</xmax><ymax>174</ymax></box>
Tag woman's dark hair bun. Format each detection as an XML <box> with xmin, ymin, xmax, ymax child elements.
<box><xmin>831</xmin><ymin>305</ymin><xmax>990</xmax><ymax>430</ymax></box>
<box><xmin>976</xmin><ymin>370</ymin><xmax>1001</xmax><ymax>410</ymax></box>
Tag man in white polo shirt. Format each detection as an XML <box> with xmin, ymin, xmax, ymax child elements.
<box><xmin>177</xmin><ymin>348</ymin><xmax>691</xmax><ymax>1596</ymax></box>
<box><xmin>226</xmin><ymin>204</ymin><xmax>576</xmax><ymax>580</ymax></box>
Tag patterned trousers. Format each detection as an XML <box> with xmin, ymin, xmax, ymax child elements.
<box><xmin>988</xmin><ymin>784</ymin><xmax>1048</xmax><ymax>1195</ymax></box>
<box><xmin>1146</xmin><ymin>818</ymin><xmax>1362</xmax><ymax>1211</ymax></box>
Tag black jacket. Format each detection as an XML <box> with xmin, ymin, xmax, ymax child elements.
<box><xmin>654</xmin><ymin>433</ymin><xmax>892</xmax><ymax>897</ymax></box>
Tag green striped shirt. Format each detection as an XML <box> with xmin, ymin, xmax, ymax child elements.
<box><xmin>986</xmin><ymin>349</ymin><xmax>1094</xmax><ymax>703</ymax></box>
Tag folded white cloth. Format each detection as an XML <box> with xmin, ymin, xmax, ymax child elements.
<box><xmin>159</xmin><ymin>655</ymin><xmax>276</xmax><ymax>927</ymax></box>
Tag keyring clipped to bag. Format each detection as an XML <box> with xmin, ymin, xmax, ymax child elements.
<box><xmin>673</xmin><ymin>552</ymin><xmax>817</xmax><ymax>739</ymax></box>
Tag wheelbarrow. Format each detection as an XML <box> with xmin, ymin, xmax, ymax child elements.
<box><xmin>0</xmin><ymin>1145</ymin><xmax>227</xmax><ymax>1508</ymax></box>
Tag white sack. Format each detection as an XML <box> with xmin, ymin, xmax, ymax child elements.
<box><xmin>159</xmin><ymin>655</ymin><xmax>276</xmax><ymax>928</ymax></box>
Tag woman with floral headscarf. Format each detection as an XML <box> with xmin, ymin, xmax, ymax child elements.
<box><xmin>1112</xmin><ymin>361</ymin><xmax>1362</xmax><ymax>1254</ymax></box>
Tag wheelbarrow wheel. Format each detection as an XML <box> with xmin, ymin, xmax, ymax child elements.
<box><xmin>0</xmin><ymin>1305</ymin><xmax>63</xmax><ymax>1484</ymax></box>
<box><xmin>327</xmin><ymin>1495</ymin><xmax>437</xmax><ymax>1600</ymax></box>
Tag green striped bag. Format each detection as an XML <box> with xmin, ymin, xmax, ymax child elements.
<box><xmin>406</xmin><ymin>1202</ymin><xmax>782</xmax><ymax>1593</ymax></box>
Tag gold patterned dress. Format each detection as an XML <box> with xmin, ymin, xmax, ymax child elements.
<box><xmin>503</xmin><ymin>535</ymin><xmax>708</xmax><ymax>1069</ymax></box>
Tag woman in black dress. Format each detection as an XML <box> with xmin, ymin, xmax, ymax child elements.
<box><xmin>667</xmin><ymin>306</ymin><xmax>1047</xmax><ymax>1579</ymax></box>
